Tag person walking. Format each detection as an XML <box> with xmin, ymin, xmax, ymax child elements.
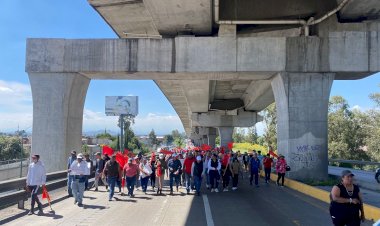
<box><xmin>249</xmin><ymin>153</ymin><xmax>261</xmax><ymax>187</ymax></box>
<box><xmin>69</xmin><ymin>153</ymin><xmax>88</xmax><ymax>206</ymax></box>
<box><xmin>139</xmin><ymin>157</ymin><xmax>152</xmax><ymax>194</ymax></box>
<box><xmin>276</xmin><ymin>155</ymin><xmax>287</xmax><ymax>187</ymax></box>
<box><xmin>230</xmin><ymin>157</ymin><xmax>241</xmax><ymax>190</ymax></box>
<box><xmin>221</xmin><ymin>153</ymin><xmax>232</xmax><ymax>192</ymax></box>
<box><xmin>204</xmin><ymin>152</ymin><xmax>212</xmax><ymax>189</ymax></box>
<box><xmin>330</xmin><ymin>170</ymin><xmax>365</xmax><ymax>226</ymax></box>
<box><xmin>263</xmin><ymin>154</ymin><xmax>273</xmax><ymax>184</ymax></box>
<box><xmin>150</xmin><ymin>153</ymin><xmax>157</xmax><ymax>191</ymax></box>
<box><xmin>191</xmin><ymin>156</ymin><xmax>204</xmax><ymax>196</ymax></box>
<box><xmin>155</xmin><ymin>154</ymin><xmax>167</xmax><ymax>195</ymax></box>
<box><xmin>67</xmin><ymin>150</ymin><xmax>77</xmax><ymax>197</ymax></box>
<box><xmin>103</xmin><ymin>155</ymin><xmax>122</xmax><ymax>201</ymax></box>
<box><xmin>183</xmin><ymin>153</ymin><xmax>195</xmax><ymax>194</ymax></box>
<box><xmin>168</xmin><ymin>153</ymin><xmax>182</xmax><ymax>195</ymax></box>
<box><xmin>94</xmin><ymin>152</ymin><xmax>106</xmax><ymax>191</ymax></box>
<box><xmin>84</xmin><ymin>153</ymin><xmax>93</xmax><ymax>190</ymax></box>
<box><xmin>208</xmin><ymin>153</ymin><xmax>221</xmax><ymax>192</ymax></box>
<box><xmin>123</xmin><ymin>158</ymin><xmax>139</xmax><ymax>197</ymax></box>
<box><xmin>26</xmin><ymin>154</ymin><xmax>46</xmax><ymax>215</ymax></box>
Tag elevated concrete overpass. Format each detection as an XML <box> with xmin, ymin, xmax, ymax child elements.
<box><xmin>26</xmin><ymin>0</ymin><xmax>380</xmax><ymax>181</ymax></box>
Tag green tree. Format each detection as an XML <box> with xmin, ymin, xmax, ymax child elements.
<box><xmin>328</xmin><ymin>96</ymin><xmax>369</xmax><ymax>161</ymax></box>
<box><xmin>233</xmin><ymin>128</ymin><xmax>245</xmax><ymax>143</ymax></box>
<box><xmin>262</xmin><ymin>103</ymin><xmax>277</xmax><ymax>150</ymax></box>
<box><xmin>171</xmin><ymin>129</ymin><xmax>183</xmax><ymax>140</ymax></box>
<box><xmin>0</xmin><ymin>136</ymin><xmax>26</xmax><ymax>160</ymax></box>
<box><xmin>215</xmin><ymin>136</ymin><xmax>220</xmax><ymax>146</ymax></box>
<box><xmin>148</xmin><ymin>129</ymin><xmax>158</xmax><ymax>146</ymax></box>
<box><xmin>173</xmin><ymin>137</ymin><xmax>185</xmax><ymax>148</ymax></box>
<box><xmin>96</xmin><ymin>130</ymin><xmax>115</xmax><ymax>141</ymax></box>
<box><xmin>163</xmin><ymin>134</ymin><xmax>174</xmax><ymax>146</ymax></box>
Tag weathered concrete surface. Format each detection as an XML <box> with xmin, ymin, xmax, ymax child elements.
<box><xmin>29</xmin><ymin>73</ymin><xmax>90</xmax><ymax>172</ymax></box>
<box><xmin>191</xmin><ymin>110</ymin><xmax>262</xmax><ymax>128</ymax></box>
<box><xmin>26</xmin><ymin>35</ymin><xmax>380</xmax><ymax>75</ymax></box>
<box><xmin>272</xmin><ymin>73</ymin><xmax>334</xmax><ymax>181</ymax></box>
<box><xmin>218</xmin><ymin>127</ymin><xmax>233</xmax><ymax>148</ymax></box>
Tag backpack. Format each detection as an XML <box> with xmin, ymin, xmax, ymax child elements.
<box><xmin>375</xmin><ymin>168</ymin><xmax>380</xmax><ymax>183</ymax></box>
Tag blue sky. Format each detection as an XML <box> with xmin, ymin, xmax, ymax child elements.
<box><xmin>0</xmin><ymin>0</ymin><xmax>379</xmax><ymax>135</ymax></box>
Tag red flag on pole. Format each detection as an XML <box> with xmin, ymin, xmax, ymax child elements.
<box><xmin>227</xmin><ymin>142</ymin><xmax>234</xmax><ymax>150</ymax></box>
<box><xmin>102</xmin><ymin>145</ymin><xmax>114</xmax><ymax>156</ymax></box>
<box><xmin>269</xmin><ymin>150</ymin><xmax>279</xmax><ymax>158</ymax></box>
<box><xmin>160</xmin><ymin>149</ymin><xmax>173</xmax><ymax>155</ymax></box>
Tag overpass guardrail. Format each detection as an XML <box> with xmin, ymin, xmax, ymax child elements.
<box><xmin>0</xmin><ymin>170</ymin><xmax>70</xmax><ymax>210</ymax></box>
<box><xmin>329</xmin><ymin>159</ymin><xmax>380</xmax><ymax>171</ymax></box>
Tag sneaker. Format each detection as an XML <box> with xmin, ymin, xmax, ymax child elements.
<box><xmin>27</xmin><ymin>211</ymin><xmax>34</xmax><ymax>215</ymax></box>
<box><xmin>211</xmin><ymin>189</ymin><xmax>215</xmax><ymax>192</ymax></box>
<box><xmin>77</xmin><ymin>203</ymin><xmax>83</xmax><ymax>207</ymax></box>
<box><xmin>223</xmin><ymin>188</ymin><xmax>228</xmax><ymax>192</ymax></box>
<box><xmin>215</xmin><ymin>188</ymin><xmax>219</xmax><ymax>193</ymax></box>
<box><xmin>232</xmin><ymin>187</ymin><xmax>237</xmax><ymax>191</ymax></box>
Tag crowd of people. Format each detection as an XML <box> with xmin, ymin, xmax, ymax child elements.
<box><xmin>66</xmin><ymin>148</ymin><xmax>289</xmax><ymax>203</ymax></box>
<box><xmin>24</xmin><ymin>148</ymin><xmax>366</xmax><ymax>226</ymax></box>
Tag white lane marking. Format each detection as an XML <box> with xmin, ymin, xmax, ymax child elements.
<box><xmin>202</xmin><ymin>195</ymin><xmax>215</xmax><ymax>226</ymax></box>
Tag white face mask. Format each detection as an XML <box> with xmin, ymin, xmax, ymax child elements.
<box><xmin>33</xmin><ymin>159</ymin><xmax>38</xmax><ymax>163</ymax></box>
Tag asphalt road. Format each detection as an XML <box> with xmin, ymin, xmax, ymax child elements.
<box><xmin>0</xmin><ymin>173</ymin><xmax>373</xmax><ymax>226</ymax></box>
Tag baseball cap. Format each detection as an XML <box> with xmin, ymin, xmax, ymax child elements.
<box><xmin>77</xmin><ymin>153</ymin><xmax>83</xmax><ymax>159</ymax></box>
<box><xmin>341</xmin><ymin>170</ymin><xmax>354</xmax><ymax>177</ymax></box>
<box><xmin>196</xmin><ymin>156</ymin><xmax>202</xmax><ymax>161</ymax></box>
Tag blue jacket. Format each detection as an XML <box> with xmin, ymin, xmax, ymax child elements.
<box><xmin>250</xmin><ymin>158</ymin><xmax>260</xmax><ymax>173</ymax></box>
<box><xmin>168</xmin><ymin>159</ymin><xmax>182</xmax><ymax>174</ymax></box>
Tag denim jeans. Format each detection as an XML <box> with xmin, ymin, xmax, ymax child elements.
<box><xmin>264</xmin><ymin>168</ymin><xmax>271</xmax><ymax>182</ymax></box>
<box><xmin>185</xmin><ymin>173</ymin><xmax>193</xmax><ymax>192</ymax></box>
<box><xmin>209</xmin><ymin>170</ymin><xmax>219</xmax><ymax>189</ymax></box>
<box><xmin>250</xmin><ymin>171</ymin><xmax>259</xmax><ymax>185</ymax></box>
<box><xmin>107</xmin><ymin>176</ymin><xmax>117</xmax><ymax>200</ymax></box>
<box><xmin>169</xmin><ymin>174</ymin><xmax>180</xmax><ymax>191</ymax></box>
<box><xmin>67</xmin><ymin>175</ymin><xmax>74</xmax><ymax>196</ymax></box>
<box><xmin>71</xmin><ymin>179</ymin><xmax>85</xmax><ymax>204</ymax></box>
<box><xmin>140</xmin><ymin>176</ymin><xmax>149</xmax><ymax>192</ymax></box>
<box><xmin>193</xmin><ymin>176</ymin><xmax>202</xmax><ymax>193</ymax></box>
<box><xmin>126</xmin><ymin>176</ymin><xmax>136</xmax><ymax>195</ymax></box>
<box><xmin>28</xmin><ymin>185</ymin><xmax>42</xmax><ymax>212</ymax></box>
<box><xmin>232</xmin><ymin>174</ymin><xmax>239</xmax><ymax>187</ymax></box>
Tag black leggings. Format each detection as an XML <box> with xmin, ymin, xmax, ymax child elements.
<box><xmin>150</xmin><ymin>174</ymin><xmax>156</xmax><ymax>187</ymax></box>
<box><xmin>277</xmin><ymin>173</ymin><xmax>285</xmax><ymax>185</ymax></box>
<box><xmin>29</xmin><ymin>185</ymin><xmax>42</xmax><ymax>212</ymax></box>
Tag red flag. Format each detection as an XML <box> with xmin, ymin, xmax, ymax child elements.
<box><xmin>121</xmin><ymin>177</ymin><xmax>126</xmax><ymax>187</ymax></box>
<box><xmin>269</xmin><ymin>150</ymin><xmax>279</xmax><ymax>158</ymax></box>
<box><xmin>42</xmin><ymin>186</ymin><xmax>51</xmax><ymax>203</ymax></box>
<box><xmin>102</xmin><ymin>145</ymin><xmax>114</xmax><ymax>156</ymax></box>
<box><xmin>227</xmin><ymin>142</ymin><xmax>234</xmax><ymax>150</ymax></box>
<box><xmin>123</xmin><ymin>149</ymin><xmax>129</xmax><ymax>156</ymax></box>
<box><xmin>201</xmin><ymin>144</ymin><xmax>211</xmax><ymax>151</ymax></box>
<box><xmin>115</xmin><ymin>152</ymin><xmax>127</xmax><ymax>169</ymax></box>
<box><xmin>160</xmin><ymin>149</ymin><xmax>173</xmax><ymax>155</ymax></box>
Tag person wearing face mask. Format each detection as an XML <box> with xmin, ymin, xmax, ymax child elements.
<box><xmin>67</xmin><ymin>150</ymin><xmax>77</xmax><ymax>197</ymax></box>
<box><xmin>26</xmin><ymin>154</ymin><xmax>46</xmax><ymax>215</ymax></box>
<box><xmin>155</xmin><ymin>153</ymin><xmax>168</xmax><ymax>195</ymax></box>
<box><xmin>69</xmin><ymin>153</ymin><xmax>88</xmax><ymax>206</ymax></box>
<box><xmin>230</xmin><ymin>157</ymin><xmax>241</xmax><ymax>190</ymax></box>
<box><xmin>330</xmin><ymin>170</ymin><xmax>365</xmax><ymax>226</ymax></box>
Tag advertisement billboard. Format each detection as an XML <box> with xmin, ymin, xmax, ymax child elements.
<box><xmin>105</xmin><ymin>96</ymin><xmax>138</xmax><ymax>116</ymax></box>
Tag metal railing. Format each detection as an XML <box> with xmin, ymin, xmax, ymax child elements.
<box><xmin>0</xmin><ymin>170</ymin><xmax>68</xmax><ymax>209</ymax></box>
<box><xmin>328</xmin><ymin>159</ymin><xmax>380</xmax><ymax>171</ymax></box>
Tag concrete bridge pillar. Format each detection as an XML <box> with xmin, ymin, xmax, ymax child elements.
<box><xmin>29</xmin><ymin>72</ymin><xmax>90</xmax><ymax>173</ymax></box>
<box><xmin>218</xmin><ymin>127</ymin><xmax>234</xmax><ymax>148</ymax></box>
<box><xmin>207</xmin><ymin>128</ymin><xmax>217</xmax><ymax>148</ymax></box>
<box><xmin>271</xmin><ymin>72</ymin><xmax>334</xmax><ymax>181</ymax></box>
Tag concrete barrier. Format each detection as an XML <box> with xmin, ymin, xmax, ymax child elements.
<box><xmin>260</xmin><ymin>171</ymin><xmax>380</xmax><ymax>221</ymax></box>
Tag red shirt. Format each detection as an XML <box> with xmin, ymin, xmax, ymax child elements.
<box><xmin>183</xmin><ymin>157</ymin><xmax>195</xmax><ymax>174</ymax></box>
<box><xmin>263</xmin><ymin>157</ymin><xmax>273</xmax><ymax>169</ymax></box>
<box><xmin>123</xmin><ymin>163</ymin><xmax>138</xmax><ymax>177</ymax></box>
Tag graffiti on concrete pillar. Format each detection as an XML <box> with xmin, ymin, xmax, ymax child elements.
<box><xmin>290</xmin><ymin>144</ymin><xmax>321</xmax><ymax>169</ymax></box>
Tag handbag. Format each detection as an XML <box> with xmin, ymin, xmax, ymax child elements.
<box><xmin>285</xmin><ymin>165</ymin><xmax>291</xmax><ymax>172</ymax></box>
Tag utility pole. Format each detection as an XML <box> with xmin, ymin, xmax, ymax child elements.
<box><xmin>120</xmin><ymin>115</ymin><xmax>124</xmax><ymax>152</ymax></box>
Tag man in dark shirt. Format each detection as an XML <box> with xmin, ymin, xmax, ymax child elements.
<box><xmin>103</xmin><ymin>155</ymin><xmax>121</xmax><ymax>201</ymax></box>
<box><xmin>168</xmin><ymin>153</ymin><xmax>182</xmax><ymax>195</ymax></box>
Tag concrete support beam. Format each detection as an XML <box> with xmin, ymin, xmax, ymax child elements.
<box><xmin>271</xmin><ymin>72</ymin><xmax>334</xmax><ymax>181</ymax></box>
<box><xmin>208</xmin><ymin>127</ymin><xmax>217</xmax><ymax>148</ymax></box>
<box><xmin>29</xmin><ymin>73</ymin><xmax>90</xmax><ymax>172</ymax></box>
<box><xmin>191</xmin><ymin>110</ymin><xmax>262</xmax><ymax>127</ymax></box>
<box><xmin>218</xmin><ymin>127</ymin><xmax>234</xmax><ymax>148</ymax></box>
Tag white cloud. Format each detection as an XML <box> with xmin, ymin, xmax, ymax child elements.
<box><xmin>0</xmin><ymin>80</ymin><xmax>184</xmax><ymax>135</ymax></box>
<box><xmin>352</xmin><ymin>105</ymin><xmax>361</xmax><ymax>111</ymax></box>
<box><xmin>82</xmin><ymin>109</ymin><xmax>184</xmax><ymax>135</ymax></box>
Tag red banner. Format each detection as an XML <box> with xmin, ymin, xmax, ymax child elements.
<box><xmin>102</xmin><ymin>145</ymin><xmax>114</xmax><ymax>156</ymax></box>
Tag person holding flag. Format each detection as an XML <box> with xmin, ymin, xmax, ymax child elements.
<box><xmin>26</xmin><ymin>154</ymin><xmax>46</xmax><ymax>215</ymax></box>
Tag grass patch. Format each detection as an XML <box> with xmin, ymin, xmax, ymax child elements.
<box><xmin>301</xmin><ymin>176</ymin><xmax>339</xmax><ymax>186</ymax></box>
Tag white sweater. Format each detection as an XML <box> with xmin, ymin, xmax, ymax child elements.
<box><xmin>26</xmin><ymin>161</ymin><xmax>46</xmax><ymax>186</ymax></box>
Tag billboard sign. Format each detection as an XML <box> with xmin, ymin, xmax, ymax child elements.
<box><xmin>105</xmin><ymin>96</ymin><xmax>138</xmax><ymax>116</ymax></box>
